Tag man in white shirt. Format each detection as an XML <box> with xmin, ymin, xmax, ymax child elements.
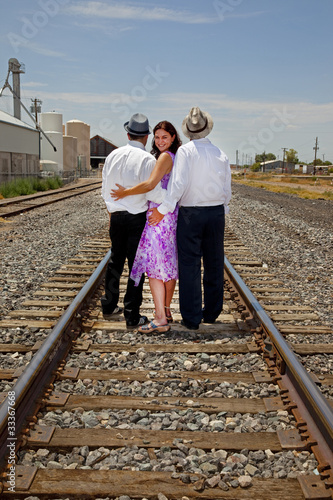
<box><xmin>149</xmin><ymin>107</ymin><xmax>232</xmax><ymax>330</ymax></box>
<box><xmin>101</xmin><ymin>113</ymin><xmax>162</xmax><ymax>328</ymax></box>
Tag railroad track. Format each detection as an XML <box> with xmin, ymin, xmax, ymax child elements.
<box><xmin>0</xmin><ymin>228</ymin><xmax>332</xmax><ymax>499</ymax></box>
<box><xmin>0</xmin><ymin>180</ymin><xmax>102</xmax><ymax>218</ymax></box>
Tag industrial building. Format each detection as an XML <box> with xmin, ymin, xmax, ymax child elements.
<box><xmin>0</xmin><ymin>58</ymin><xmax>119</xmax><ymax>182</ymax></box>
<box><xmin>0</xmin><ymin>110</ymin><xmax>40</xmax><ymax>183</ymax></box>
<box><xmin>90</xmin><ymin>135</ymin><xmax>118</xmax><ymax>169</ymax></box>
<box><xmin>0</xmin><ymin>58</ymin><xmax>94</xmax><ymax>182</ymax></box>
<box><xmin>260</xmin><ymin>159</ymin><xmax>295</xmax><ymax>173</ymax></box>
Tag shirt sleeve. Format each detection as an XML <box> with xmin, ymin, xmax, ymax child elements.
<box><xmin>138</xmin><ymin>155</ymin><xmax>166</xmax><ymax>204</ymax></box>
<box><xmin>139</xmin><ymin>156</ymin><xmax>156</xmax><ymax>182</ymax></box>
<box><xmin>146</xmin><ymin>183</ymin><xmax>166</xmax><ymax>204</ymax></box>
<box><xmin>101</xmin><ymin>161</ymin><xmax>109</xmax><ymax>204</ymax></box>
<box><xmin>157</xmin><ymin>148</ymin><xmax>188</xmax><ymax>215</ymax></box>
<box><xmin>223</xmin><ymin>158</ymin><xmax>232</xmax><ymax>214</ymax></box>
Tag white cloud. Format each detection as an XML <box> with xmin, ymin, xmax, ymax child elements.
<box><xmin>160</xmin><ymin>93</ymin><xmax>333</xmax><ymax>127</ymax></box>
<box><xmin>21</xmin><ymin>41</ymin><xmax>67</xmax><ymax>58</ymax></box>
<box><xmin>66</xmin><ymin>1</ymin><xmax>217</xmax><ymax>24</ymax></box>
<box><xmin>22</xmin><ymin>81</ymin><xmax>48</xmax><ymax>88</ymax></box>
<box><xmin>20</xmin><ymin>88</ymin><xmax>333</xmax><ymax>128</ymax></box>
<box><xmin>11</xmin><ymin>88</ymin><xmax>332</xmax><ymax>159</ymax></box>
<box><xmin>22</xmin><ymin>90</ymin><xmax>130</xmax><ymax>104</ymax></box>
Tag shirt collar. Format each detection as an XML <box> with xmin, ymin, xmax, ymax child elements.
<box><xmin>191</xmin><ymin>137</ymin><xmax>211</xmax><ymax>144</ymax></box>
<box><xmin>128</xmin><ymin>140</ymin><xmax>146</xmax><ymax>150</ymax></box>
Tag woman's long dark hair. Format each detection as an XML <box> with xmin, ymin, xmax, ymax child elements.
<box><xmin>151</xmin><ymin>121</ymin><xmax>182</xmax><ymax>158</ymax></box>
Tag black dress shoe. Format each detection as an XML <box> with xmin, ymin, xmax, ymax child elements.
<box><xmin>202</xmin><ymin>318</ymin><xmax>216</xmax><ymax>324</ymax></box>
<box><xmin>103</xmin><ymin>306</ymin><xmax>123</xmax><ymax>320</ymax></box>
<box><xmin>126</xmin><ymin>315</ymin><xmax>148</xmax><ymax>328</ymax></box>
<box><xmin>181</xmin><ymin>320</ymin><xmax>199</xmax><ymax>330</ymax></box>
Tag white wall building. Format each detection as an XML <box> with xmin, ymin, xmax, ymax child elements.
<box><xmin>0</xmin><ymin>110</ymin><xmax>39</xmax><ymax>182</ymax></box>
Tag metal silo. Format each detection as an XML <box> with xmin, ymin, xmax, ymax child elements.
<box><xmin>40</xmin><ymin>112</ymin><xmax>64</xmax><ymax>173</ymax></box>
<box><xmin>66</xmin><ymin>120</ymin><xmax>91</xmax><ymax>172</ymax></box>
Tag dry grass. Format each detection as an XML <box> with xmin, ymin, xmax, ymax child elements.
<box><xmin>232</xmin><ymin>173</ymin><xmax>333</xmax><ymax>200</ymax></box>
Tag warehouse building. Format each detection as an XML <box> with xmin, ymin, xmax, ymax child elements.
<box><xmin>0</xmin><ymin>110</ymin><xmax>39</xmax><ymax>183</ymax></box>
<box><xmin>90</xmin><ymin>135</ymin><xmax>117</xmax><ymax>169</ymax></box>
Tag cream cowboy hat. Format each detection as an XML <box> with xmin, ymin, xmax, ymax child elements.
<box><xmin>182</xmin><ymin>107</ymin><xmax>214</xmax><ymax>139</ymax></box>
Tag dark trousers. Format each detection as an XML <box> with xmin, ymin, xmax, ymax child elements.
<box><xmin>177</xmin><ymin>205</ymin><xmax>225</xmax><ymax>327</ymax></box>
<box><xmin>101</xmin><ymin>210</ymin><xmax>146</xmax><ymax>323</ymax></box>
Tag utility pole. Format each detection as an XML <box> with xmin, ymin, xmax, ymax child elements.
<box><xmin>262</xmin><ymin>151</ymin><xmax>266</xmax><ymax>172</ymax></box>
<box><xmin>282</xmin><ymin>148</ymin><xmax>287</xmax><ymax>174</ymax></box>
<box><xmin>313</xmin><ymin>137</ymin><xmax>319</xmax><ymax>175</ymax></box>
<box><xmin>236</xmin><ymin>149</ymin><xmax>239</xmax><ymax>169</ymax></box>
<box><xmin>30</xmin><ymin>98</ymin><xmax>42</xmax><ymax>128</ymax></box>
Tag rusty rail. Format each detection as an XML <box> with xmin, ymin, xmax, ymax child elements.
<box><xmin>224</xmin><ymin>256</ymin><xmax>333</xmax><ymax>483</ymax></box>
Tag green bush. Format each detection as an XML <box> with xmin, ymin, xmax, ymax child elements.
<box><xmin>0</xmin><ymin>176</ymin><xmax>63</xmax><ymax>198</ymax></box>
<box><xmin>46</xmin><ymin>177</ymin><xmax>63</xmax><ymax>189</ymax></box>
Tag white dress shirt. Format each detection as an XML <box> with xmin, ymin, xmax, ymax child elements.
<box><xmin>101</xmin><ymin>140</ymin><xmax>165</xmax><ymax>214</ymax></box>
<box><xmin>157</xmin><ymin>138</ymin><xmax>232</xmax><ymax>215</ymax></box>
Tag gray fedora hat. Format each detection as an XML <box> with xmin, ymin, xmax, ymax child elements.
<box><xmin>124</xmin><ymin>113</ymin><xmax>152</xmax><ymax>136</ymax></box>
<box><xmin>182</xmin><ymin>107</ymin><xmax>214</xmax><ymax>139</ymax></box>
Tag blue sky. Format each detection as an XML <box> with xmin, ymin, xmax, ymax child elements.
<box><xmin>0</xmin><ymin>0</ymin><xmax>332</xmax><ymax>164</ymax></box>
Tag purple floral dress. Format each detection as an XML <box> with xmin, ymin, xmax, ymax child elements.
<box><xmin>131</xmin><ymin>152</ymin><xmax>178</xmax><ymax>286</ymax></box>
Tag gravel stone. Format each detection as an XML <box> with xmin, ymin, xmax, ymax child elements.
<box><xmin>238</xmin><ymin>475</ymin><xmax>252</xmax><ymax>488</ymax></box>
<box><xmin>227</xmin><ymin>184</ymin><xmax>333</xmax><ymax>330</ymax></box>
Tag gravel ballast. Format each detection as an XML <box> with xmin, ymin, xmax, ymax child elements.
<box><xmin>227</xmin><ymin>183</ymin><xmax>332</xmax><ymax>329</ymax></box>
<box><xmin>0</xmin><ymin>182</ymin><xmax>330</xmax><ymax>499</ymax></box>
<box><xmin>1</xmin><ymin>182</ymin><xmax>331</xmax><ymax>330</ymax></box>
<box><xmin>0</xmin><ymin>188</ymin><xmax>107</xmax><ymax>317</ymax></box>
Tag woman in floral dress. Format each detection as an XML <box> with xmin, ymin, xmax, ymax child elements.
<box><xmin>111</xmin><ymin>121</ymin><xmax>181</xmax><ymax>333</ymax></box>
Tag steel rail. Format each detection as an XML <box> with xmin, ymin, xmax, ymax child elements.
<box><xmin>0</xmin><ymin>180</ymin><xmax>101</xmax><ymax>208</ymax></box>
<box><xmin>0</xmin><ymin>249</ymin><xmax>111</xmax><ymax>469</ymax></box>
<box><xmin>224</xmin><ymin>256</ymin><xmax>333</xmax><ymax>473</ymax></box>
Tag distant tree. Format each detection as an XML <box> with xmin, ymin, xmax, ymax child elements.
<box><xmin>285</xmin><ymin>148</ymin><xmax>299</xmax><ymax>164</ymax></box>
<box><xmin>251</xmin><ymin>162</ymin><xmax>261</xmax><ymax>171</ymax></box>
<box><xmin>255</xmin><ymin>153</ymin><xmax>276</xmax><ymax>163</ymax></box>
<box><xmin>309</xmin><ymin>159</ymin><xmax>332</xmax><ymax>166</ymax></box>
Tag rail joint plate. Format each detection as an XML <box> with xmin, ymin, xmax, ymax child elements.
<box><xmin>263</xmin><ymin>396</ymin><xmax>285</xmax><ymax>411</ymax></box>
<box><xmin>27</xmin><ymin>425</ymin><xmax>55</xmax><ymax>445</ymax></box>
<box><xmin>298</xmin><ymin>474</ymin><xmax>333</xmax><ymax>499</ymax></box>
<box><xmin>59</xmin><ymin>366</ymin><xmax>80</xmax><ymax>379</ymax></box>
<box><xmin>246</xmin><ymin>341</ymin><xmax>260</xmax><ymax>353</ymax></box>
<box><xmin>277</xmin><ymin>428</ymin><xmax>308</xmax><ymax>450</ymax></box>
<box><xmin>3</xmin><ymin>465</ymin><xmax>37</xmax><ymax>491</ymax></box>
<box><xmin>47</xmin><ymin>392</ymin><xmax>69</xmax><ymax>406</ymax></box>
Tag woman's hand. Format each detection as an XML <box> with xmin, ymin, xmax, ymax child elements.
<box><xmin>148</xmin><ymin>207</ymin><xmax>164</xmax><ymax>226</ymax></box>
<box><xmin>111</xmin><ymin>184</ymin><xmax>127</xmax><ymax>200</ymax></box>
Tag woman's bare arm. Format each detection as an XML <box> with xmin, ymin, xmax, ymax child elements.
<box><xmin>111</xmin><ymin>152</ymin><xmax>173</xmax><ymax>200</ymax></box>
